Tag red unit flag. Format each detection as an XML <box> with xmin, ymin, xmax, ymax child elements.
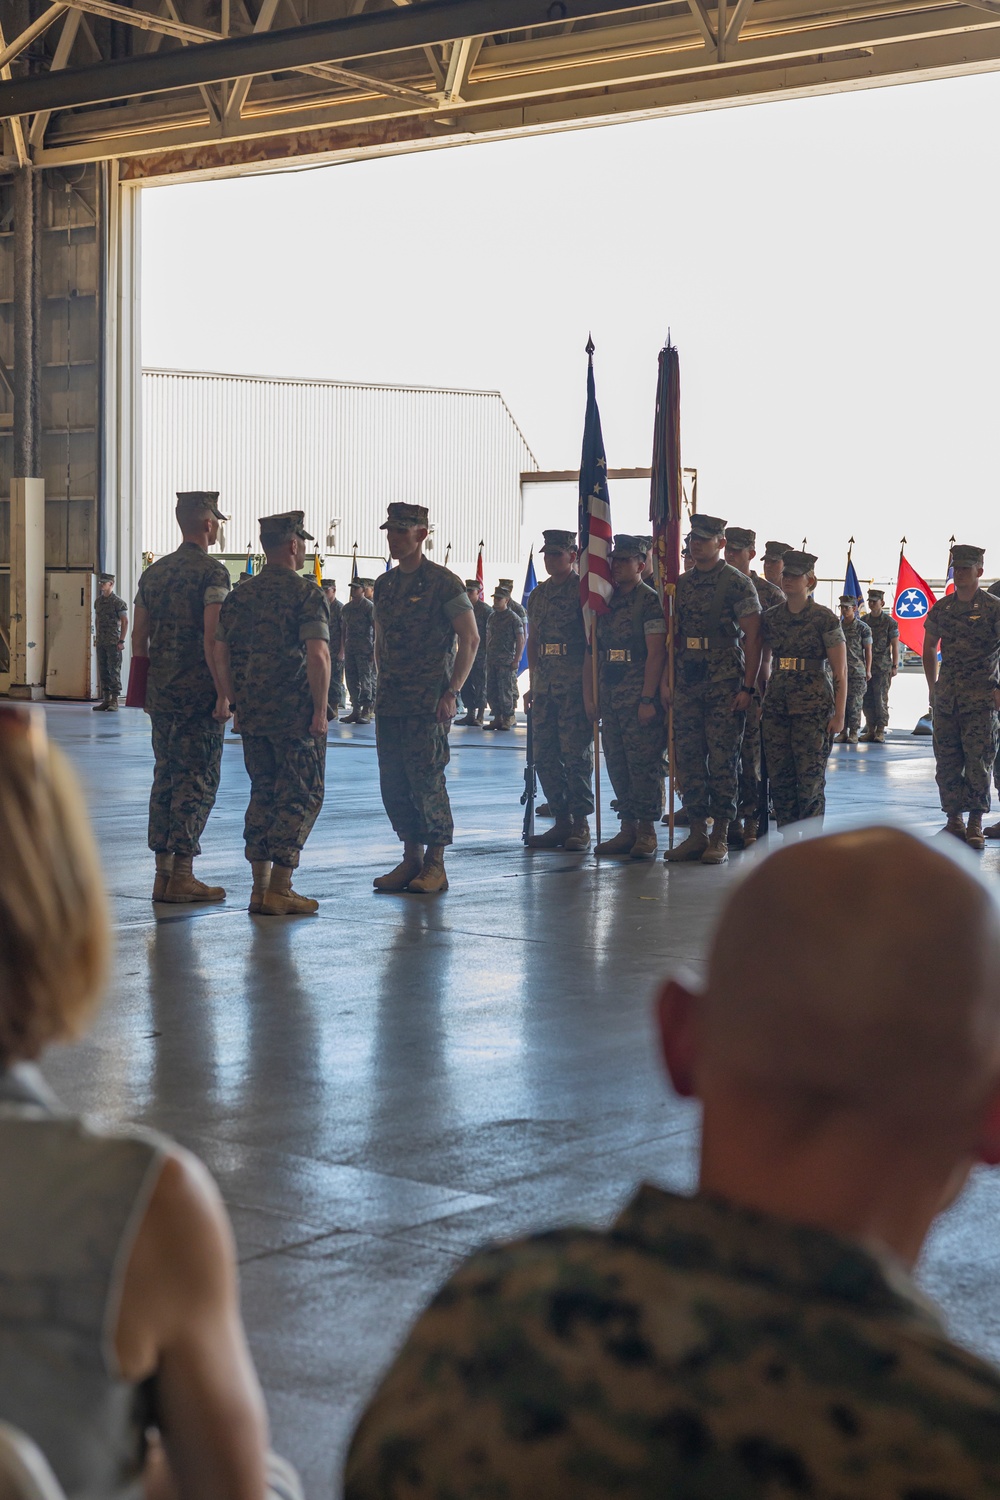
<box><xmin>892</xmin><ymin>553</ymin><xmax>937</xmax><ymax>657</ymax></box>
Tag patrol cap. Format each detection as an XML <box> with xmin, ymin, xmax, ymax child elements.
<box><xmin>541</xmin><ymin>529</ymin><xmax>577</xmax><ymax>553</ymax></box>
<box><xmin>498</xmin><ymin>578</ymin><xmax>516</xmax><ymax>592</ymax></box>
<box><xmin>867</xmin><ymin>588</ymin><xmax>885</xmax><ymax>600</ymax></box>
<box><xmin>465</xmin><ymin>578</ymin><xmax>482</xmax><ymax>590</ymax></box>
<box><xmin>380</xmin><ymin>503</ymin><xmax>429</xmax><ymax>530</ymax></box>
<box><xmin>781</xmin><ymin>550</ymin><xmax>818</xmax><ymax>577</ymax></box>
<box><xmin>259</xmin><ymin>510</ymin><xmax>314</xmax><ymax>545</ymax></box>
<box><xmin>764</xmin><ymin>539</ymin><xmax>794</xmax><ymax>561</ymax></box>
<box><xmin>611</xmin><ymin>534</ymin><xmax>649</xmax><ymax>560</ymax></box>
<box><xmin>838</xmin><ymin>594</ymin><xmax>858</xmax><ymax>606</ymax></box>
<box><xmin>493</xmin><ymin>585</ymin><xmax>511</xmax><ymax>598</ymax></box>
<box><xmin>358</xmin><ymin>577</ymin><xmax>375</xmax><ymax>588</ymax></box>
<box><xmin>321</xmin><ymin>578</ymin><xmax>336</xmax><ymax>588</ymax></box>
<box><xmin>952</xmin><ymin>544</ymin><xmax>985</xmax><ymax>567</ymax></box>
<box><xmin>689</xmin><ymin>514</ymin><xmax>727</xmax><ymax>540</ymax></box>
<box><xmin>349</xmin><ymin>578</ymin><xmax>364</xmax><ymax>590</ymax></box>
<box><xmin>98</xmin><ymin>571</ymin><xmax>115</xmax><ymax>583</ymax></box>
<box><xmin>725</xmin><ymin>526</ymin><xmax>756</xmax><ymax>551</ymax></box>
<box><xmin>176</xmin><ymin>490</ymin><xmax>228</xmax><ymax>523</ymax></box>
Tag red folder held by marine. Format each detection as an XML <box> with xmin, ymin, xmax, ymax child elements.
<box><xmin>125</xmin><ymin>655</ymin><xmax>149</xmax><ymax>709</ymax></box>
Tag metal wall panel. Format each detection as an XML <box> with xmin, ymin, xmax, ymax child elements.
<box><xmin>142</xmin><ymin>369</ymin><xmax>538</xmax><ymax>585</ymax></box>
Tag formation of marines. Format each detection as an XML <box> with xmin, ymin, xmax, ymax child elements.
<box><xmin>129</xmin><ymin>490</ymin><xmax>1000</xmax><ymax>908</ymax></box>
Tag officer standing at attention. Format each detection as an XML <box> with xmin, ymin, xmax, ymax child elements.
<box><xmin>322</xmin><ymin>578</ymin><xmax>347</xmax><ymax>717</ymax></box>
<box><xmin>723</xmin><ymin>526</ymin><xmax>782</xmax><ymax>848</ymax></box>
<box><xmin>372</xmin><ymin>503</ymin><xmax>479</xmax><ymax>895</ymax></box>
<box><xmin>759</xmin><ymin>550</ymin><xmax>847</xmax><ymax>829</ymax></box>
<box><xmin>586</xmin><ymin>535</ymin><xmax>666</xmax><ymax>861</ymax></box>
<box><xmin>836</xmin><ymin>596</ymin><xmax>872</xmax><ymax>744</ymax></box>
<box><xmin>859</xmin><ymin>588</ymin><xmax>899</xmax><ymax>742</ymax></box>
<box><xmin>921</xmin><ymin>544</ymin><xmax>1000</xmax><ymax>851</ymax></box>
<box><xmin>93</xmin><ymin>572</ymin><xmax>128</xmax><ymax>712</ymax></box>
<box><xmin>342</xmin><ymin>578</ymin><xmax>376</xmax><ymax>724</ymax></box>
<box><xmin>216</xmin><ymin>511</ymin><xmax>331</xmax><ymax>915</ymax></box>
<box><xmin>456</xmin><ymin>580</ymin><xmax>491</xmax><ymax>726</ymax></box>
<box><xmin>131</xmin><ymin>491</ymin><xmax>232</xmax><ymax>904</ymax></box>
<box><xmin>498</xmin><ymin>579</ymin><xmax>527</xmax><ymax>629</ymax></box>
<box><xmin>524</xmin><ymin>531</ymin><xmax>593</xmax><ymax>852</ymax></box>
<box><xmin>484</xmin><ymin>586</ymin><xmax>524</xmax><ymax>731</ymax></box>
<box><xmin>664</xmin><ymin>515</ymin><xmax>761</xmax><ymax>867</ymax></box>
<box><xmin>762</xmin><ymin>539</ymin><xmax>792</xmax><ymax>592</ymax></box>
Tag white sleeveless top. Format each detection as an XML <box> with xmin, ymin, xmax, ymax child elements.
<box><xmin>0</xmin><ymin>1066</ymin><xmax>168</xmax><ymax>1499</ymax></box>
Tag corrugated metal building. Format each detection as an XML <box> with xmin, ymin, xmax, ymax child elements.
<box><xmin>142</xmin><ymin>369</ymin><xmax>538</xmax><ymax>583</ymax></box>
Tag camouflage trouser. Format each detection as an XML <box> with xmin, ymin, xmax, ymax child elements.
<box><xmin>329</xmin><ymin>656</ymin><xmax>347</xmax><ymax>712</ymax></box>
<box><xmin>600</xmin><ymin>674</ymin><xmax>665</xmax><ymax>823</ymax></box>
<box><xmin>932</xmin><ymin>705</ymin><xmax>999</xmax><ymax>815</ymax></box>
<box><xmin>486</xmin><ymin>662</ymin><xmax>518</xmax><ymax>720</ymax></box>
<box><xmin>737</xmin><ymin>694</ymin><xmax>762</xmax><ymax>817</ymax></box>
<box><xmin>845</xmin><ymin>673</ymin><xmax>867</xmax><ymax>732</ymax></box>
<box><xmin>462</xmin><ymin>657</ymin><xmax>487</xmax><ymax>714</ymax></box>
<box><xmin>532</xmin><ymin>681</ymin><xmax>594</xmax><ymax>820</ymax></box>
<box><xmin>376</xmin><ymin>714</ymin><xmax>454</xmax><ymax>845</ymax></box>
<box><xmin>863</xmin><ymin>666</ymin><xmax>893</xmax><ymax>729</ymax></box>
<box><xmin>345</xmin><ymin>646</ymin><xmax>376</xmax><ymax>712</ymax></box>
<box><xmin>673</xmin><ymin>676</ymin><xmax>745</xmax><ymax>823</ymax></box>
<box><xmin>96</xmin><ymin>642</ymin><xmax>122</xmax><ymax>698</ymax></box>
<box><xmin>241</xmin><ymin>731</ymin><xmax>326</xmax><ymax>867</ymax></box>
<box><xmin>148</xmin><ymin>711</ymin><xmax>223</xmax><ymax>857</ymax></box>
<box><xmin>761</xmin><ymin>707</ymin><xmax>832</xmax><ymax>826</ymax></box>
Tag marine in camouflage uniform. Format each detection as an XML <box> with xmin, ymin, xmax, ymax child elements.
<box><xmin>860</xmin><ymin>588</ymin><xmax>899</xmax><ymax>741</ymax></box>
<box><xmin>988</xmin><ymin>576</ymin><xmax>1000</xmax><ymax>837</ymax></box>
<box><xmin>499</xmin><ymin>578</ymin><xmax>526</xmax><ymax>709</ymax></box>
<box><xmin>524</xmin><ymin>530</ymin><xmax>593</xmax><ymax>851</ymax></box>
<box><xmin>322</xmin><ymin>579</ymin><xmax>347</xmax><ymax>714</ymax></box>
<box><xmin>590</xmin><ymin>535</ymin><xmax>667</xmax><ymax>860</ymax></box>
<box><xmin>722</xmin><ymin>527</ymin><xmax>783</xmax><ymax>848</ymax></box>
<box><xmin>133</xmin><ymin>491</ymin><xmax>232</xmax><ymax>902</ymax></box>
<box><xmin>456</xmin><ymin>581</ymin><xmax>491</xmax><ymax>725</ymax></box>
<box><xmin>760</xmin><ymin>551</ymin><xmax>847</xmax><ymax>828</ymax></box>
<box><xmin>372</xmin><ymin>502</ymin><xmax>478</xmax><ymax>895</ymax></box>
<box><xmin>92</xmin><ymin>572</ymin><xmax>128</xmax><ymax>710</ymax></box>
<box><xmin>485</xmin><ymin>588</ymin><xmax>524</xmax><ymax>729</ymax></box>
<box><xmin>342</xmin><ymin>580</ymin><xmax>377</xmax><ymax>722</ymax></box>
<box><xmin>666</xmin><ymin>515</ymin><xmax>761</xmax><ymax>866</ymax></box>
<box><xmin>922</xmin><ymin>544</ymin><xmax>1000</xmax><ymax>850</ymax></box>
<box><xmin>836</xmin><ymin>596</ymin><xmax>872</xmax><ymax>742</ymax></box>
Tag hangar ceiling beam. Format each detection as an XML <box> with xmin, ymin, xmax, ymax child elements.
<box><xmin>0</xmin><ymin>5</ymin><xmax>70</xmax><ymax>73</ymax></box>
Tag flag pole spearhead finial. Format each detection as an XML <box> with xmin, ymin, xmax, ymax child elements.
<box><xmin>585</xmin><ymin>334</ymin><xmax>595</xmax><ymax>359</ymax></box>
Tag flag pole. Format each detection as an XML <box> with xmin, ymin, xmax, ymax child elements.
<box><xmin>591</xmin><ymin>615</ymin><xmax>602</xmax><ymax>846</ymax></box>
<box><xmin>666</xmin><ymin>577</ymin><xmax>676</xmax><ymax>848</ymax></box>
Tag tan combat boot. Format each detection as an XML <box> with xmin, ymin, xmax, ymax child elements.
<box><xmin>742</xmin><ymin>815</ymin><xmax>758</xmax><ymax>847</ymax></box>
<box><xmin>983</xmin><ymin>821</ymin><xmax>1000</xmax><ymax>839</ymax></box>
<box><xmin>664</xmin><ymin>817</ymin><xmax>709</xmax><ymax>862</ymax></box>
<box><xmin>834</xmin><ymin>730</ymin><xmax>849</xmax><ymax>744</ymax></box>
<box><xmin>92</xmin><ymin>693</ymin><xmax>111</xmax><ymax>712</ymax></box>
<box><xmin>858</xmin><ymin>724</ymin><xmax>874</xmax><ymax>742</ymax></box>
<box><xmin>526</xmin><ymin>818</ymin><xmax>572</xmax><ymax>850</ymax></box>
<box><xmin>357</xmin><ymin>708</ymin><xmax>373</xmax><ymax>724</ymax></box>
<box><xmin>942</xmin><ymin>814</ymin><xmax>967</xmax><ymax>842</ymax></box>
<box><xmin>595</xmin><ymin>820</ymin><xmax>637</xmax><ymax>857</ymax></box>
<box><xmin>374</xmin><ymin>842</ymin><xmax>424</xmax><ymax>892</ymax></box>
<box><xmin>701</xmin><ymin>820</ymin><xmax>730</xmax><ymax>865</ymax></box>
<box><xmin>261</xmin><ymin>863</ymin><xmax>319</xmax><ymax>915</ymax></box>
<box><xmin>408</xmin><ymin>845</ymin><xmax>449</xmax><ymax>893</ymax></box>
<box><xmin>563</xmin><ymin>818</ymin><xmax>591</xmax><ymax>852</ymax></box>
<box><xmin>248</xmin><ymin>860</ymin><xmax>272</xmax><ymax>913</ymax></box>
<box><xmin>966</xmin><ymin>812</ymin><xmax>985</xmax><ymax>851</ymax></box>
<box><xmin>630</xmin><ymin>821</ymin><xmax>658</xmax><ymax>860</ymax></box>
<box><xmin>873</xmin><ymin>726</ymin><xmax>886</xmax><ymax>743</ymax></box>
<box><xmin>151</xmin><ymin>852</ymin><xmax>174</xmax><ymax>901</ymax></box>
<box><xmin>847</xmin><ymin>727</ymin><xmax>858</xmax><ymax>743</ymax></box>
<box><xmin>107</xmin><ymin>697</ymin><xmax>120</xmax><ymax>712</ymax></box>
<box><xmin>340</xmin><ymin>710</ymin><xmax>360</xmax><ymax>724</ymax></box>
<box><xmin>162</xmin><ymin>853</ymin><xmax>225</xmax><ymax>903</ymax></box>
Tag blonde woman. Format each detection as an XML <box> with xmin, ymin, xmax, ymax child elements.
<box><xmin>0</xmin><ymin>708</ymin><xmax>297</xmax><ymax>1500</ymax></box>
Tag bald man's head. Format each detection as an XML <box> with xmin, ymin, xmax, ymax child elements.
<box><xmin>700</xmin><ymin>829</ymin><xmax>1000</xmax><ymax>1126</ymax></box>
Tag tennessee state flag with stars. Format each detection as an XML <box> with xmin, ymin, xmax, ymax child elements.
<box><xmin>893</xmin><ymin>553</ymin><xmax>937</xmax><ymax>656</ymax></box>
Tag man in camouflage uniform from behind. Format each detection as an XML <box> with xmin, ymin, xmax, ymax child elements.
<box><xmin>524</xmin><ymin>530</ymin><xmax>593</xmax><ymax>851</ymax></box>
<box><xmin>484</xmin><ymin>586</ymin><xmax>524</xmax><ymax>730</ymax></box>
<box><xmin>217</xmin><ymin>511</ymin><xmax>331</xmax><ymax>915</ymax></box>
<box><xmin>132</xmin><ymin>491</ymin><xmax>232</xmax><ymax>903</ymax></box>
<box><xmin>860</xmin><ymin>587</ymin><xmax>899</xmax><ymax>742</ymax></box>
<box><xmin>456</xmin><ymin>580</ymin><xmax>491</xmax><ymax>726</ymax></box>
<box><xmin>835</xmin><ymin>595</ymin><xmax>872</xmax><ymax>743</ymax></box>
<box><xmin>922</xmin><ymin>543</ymin><xmax>1000</xmax><ymax>851</ymax></box>
<box><xmin>723</xmin><ymin>526</ymin><xmax>782</xmax><ymax>847</ymax></box>
<box><xmin>322</xmin><ymin>578</ymin><xmax>347</xmax><ymax>716</ymax></box>
<box><xmin>987</xmin><ymin>575</ymin><xmax>1000</xmax><ymax>840</ymax></box>
<box><xmin>664</xmin><ymin>514</ymin><xmax>761</xmax><ymax>867</ymax></box>
<box><xmin>372</xmin><ymin>503</ymin><xmax>480</xmax><ymax>895</ymax></box>
<box><xmin>341</xmin><ymin>578</ymin><xmax>376</xmax><ymax>723</ymax></box>
<box><xmin>92</xmin><ymin>571</ymin><xmax>128</xmax><ymax>711</ymax></box>
<box><xmin>347</xmin><ymin>829</ymin><xmax>1000</xmax><ymax>1500</ymax></box>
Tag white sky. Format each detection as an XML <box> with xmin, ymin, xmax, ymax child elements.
<box><xmin>142</xmin><ymin>69</ymin><xmax>1000</xmax><ymax>587</ymax></box>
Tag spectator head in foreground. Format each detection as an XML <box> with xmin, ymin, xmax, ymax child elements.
<box><xmin>346</xmin><ymin>826</ymin><xmax>1000</xmax><ymax>1500</ymax></box>
<box><xmin>0</xmin><ymin>707</ymin><xmax>290</xmax><ymax>1500</ymax></box>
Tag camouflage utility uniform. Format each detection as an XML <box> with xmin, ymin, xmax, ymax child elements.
<box><xmin>486</xmin><ymin>607</ymin><xmax>523</xmax><ymax>723</ymax></box>
<box><xmin>863</xmin><ymin>612</ymin><xmax>899</xmax><ymax>731</ymax></box>
<box><xmin>739</xmin><ymin>571</ymin><xmax>784</xmax><ymax>818</ymax></box>
<box><xmin>346</xmin><ymin>1185</ymin><xmax>1000</xmax><ymax>1499</ymax></box>
<box><xmin>327</xmin><ymin>594</ymin><xmax>346</xmax><ymax>713</ymax></box>
<box><xmin>94</xmin><ymin>589</ymin><xmax>128</xmax><ymax>699</ymax></box>
<box><xmin>135</xmin><ymin>544</ymin><xmax>231</xmax><ymax>856</ymax></box>
<box><xmin>342</xmin><ymin>594</ymin><xmax>376</xmax><ymax>715</ymax></box>
<box><xmin>842</xmin><ymin>615</ymin><xmax>873</xmax><ymax>732</ymax></box>
<box><xmin>925</xmin><ymin>588</ymin><xmax>1000</xmax><ymax>816</ymax></box>
<box><xmin>526</xmin><ymin>572</ymin><xmax>593</xmax><ymax>821</ymax></box>
<box><xmin>217</xmin><ymin>567</ymin><xmax>330</xmax><ymax>867</ymax></box>
<box><xmin>674</xmin><ymin>562</ymin><xmax>760</xmax><ymax>823</ymax></box>
<box><xmin>761</xmin><ymin>600</ymin><xmax>845</xmax><ymax>826</ymax></box>
<box><xmin>373</xmin><ymin>559</ymin><xmax>473</xmax><ymax>846</ymax></box>
<box><xmin>462</xmin><ymin>598</ymin><xmax>492</xmax><ymax>717</ymax></box>
<box><xmin>594</xmin><ymin>583</ymin><xmax>667</xmax><ymax>823</ymax></box>
<box><xmin>990</xmin><ymin>578</ymin><xmax>1000</xmax><ymax>798</ymax></box>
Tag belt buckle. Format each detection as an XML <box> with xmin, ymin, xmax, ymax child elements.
<box><xmin>608</xmin><ymin>649</ymin><xmax>627</xmax><ymax>662</ymax></box>
<box><xmin>778</xmin><ymin>657</ymin><xmax>794</xmax><ymax>670</ymax></box>
<box><xmin>542</xmin><ymin>643</ymin><xmax>563</xmax><ymax>657</ymax></box>
<box><xmin>686</xmin><ymin>637</ymin><xmax>705</xmax><ymax>650</ymax></box>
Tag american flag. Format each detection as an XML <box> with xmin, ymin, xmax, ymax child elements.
<box><xmin>578</xmin><ymin>339</ymin><xmax>613</xmax><ymax>628</ymax></box>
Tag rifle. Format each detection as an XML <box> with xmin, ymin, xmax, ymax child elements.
<box><xmin>521</xmin><ymin>706</ymin><xmax>537</xmax><ymax>842</ymax></box>
<box><xmin>757</xmin><ymin>734</ymin><xmax>770</xmax><ymax>837</ymax></box>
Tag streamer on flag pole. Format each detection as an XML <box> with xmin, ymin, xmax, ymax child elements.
<box><xmin>578</xmin><ymin>337</ymin><xmax>613</xmax><ymax>844</ymax></box>
<box><xmin>245</xmin><ymin>544</ymin><xmax>254</xmax><ymax>577</ymax></box>
<box><xmin>313</xmin><ymin>549</ymin><xmax>323</xmax><ymax>586</ymax></box>
<box><xmin>476</xmin><ymin>541</ymin><xmax>484</xmax><ymax>591</ymax></box>
<box><xmin>519</xmin><ymin>549</ymin><xmax>537</xmax><ymax>674</ymax></box>
<box><xmin>649</xmin><ymin>336</ymin><xmax>682</xmax><ymax>845</ymax></box>
<box><xmin>945</xmin><ymin>535</ymin><xmax>956</xmax><ymax>597</ymax></box>
<box><xmin>351</xmin><ymin>543</ymin><xmax>359</xmax><ymax>583</ymax></box>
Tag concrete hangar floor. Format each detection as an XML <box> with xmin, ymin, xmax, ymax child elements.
<box><xmin>41</xmin><ymin>684</ymin><xmax>1000</xmax><ymax>1494</ymax></box>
